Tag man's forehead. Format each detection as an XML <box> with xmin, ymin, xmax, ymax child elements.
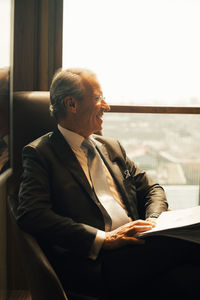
<box><xmin>82</xmin><ymin>76</ymin><xmax>102</xmax><ymax>94</ymax></box>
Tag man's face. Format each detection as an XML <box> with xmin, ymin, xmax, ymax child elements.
<box><xmin>76</xmin><ymin>77</ymin><xmax>110</xmax><ymax>137</ymax></box>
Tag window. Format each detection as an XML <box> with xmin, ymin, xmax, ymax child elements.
<box><xmin>63</xmin><ymin>0</ymin><xmax>200</xmax><ymax>106</ymax></box>
<box><xmin>62</xmin><ymin>0</ymin><xmax>200</xmax><ymax>210</ymax></box>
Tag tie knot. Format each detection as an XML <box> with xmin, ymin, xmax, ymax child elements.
<box><xmin>81</xmin><ymin>139</ymin><xmax>96</xmax><ymax>158</ymax></box>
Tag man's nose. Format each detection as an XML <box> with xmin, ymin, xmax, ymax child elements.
<box><xmin>101</xmin><ymin>98</ymin><xmax>110</xmax><ymax>112</ymax></box>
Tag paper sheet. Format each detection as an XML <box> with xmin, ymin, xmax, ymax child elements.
<box><xmin>140</xmin><ymin>205</ymin><xmax>200</xmax><ymax>236</ymax></box>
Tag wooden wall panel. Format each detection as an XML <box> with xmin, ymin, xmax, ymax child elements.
<box><xmin>13</xmin><ymin>0</ymin><xmax>63</xmax><ymax>91</ymax></box>
<box><xmin>37</xmin><ymin>0</ymin><xmax>63</xmax><ymax>90</ymax></box>
<box><xmin>13</xmin><ymin>0</ymin><xmax>39</xmax><ymax>91</ymax></box>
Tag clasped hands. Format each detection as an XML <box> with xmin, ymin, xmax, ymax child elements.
<box><xmin>103</xmin><ymin>219</ymin><xmax>156</xmax><ymax>250</ymax></box>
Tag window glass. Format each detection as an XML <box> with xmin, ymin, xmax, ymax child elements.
<box><xmin>103</xmin><ymin>113</ymin><xmax>200</xmax><ymax>210</ymax></box>
<box><xmin>63</xmin><ymin>0</ymin><xmax>200</xmax><ymax>106</ymax></box>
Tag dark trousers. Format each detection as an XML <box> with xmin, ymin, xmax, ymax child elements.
<box><xmin>53</xmin><ymin>237</ymin><xmax>200</xmax><ymax>300</ymax></box>
<box><xmin>101</xmin><ymin>237</ymin><xmax>200</xmax><ymax>300</ymax></box>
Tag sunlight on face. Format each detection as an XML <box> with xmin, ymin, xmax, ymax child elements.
<box><xmin>75</xmin><ymin>77</ymin><xmax>110</xmax><ymax>138</ymax></box>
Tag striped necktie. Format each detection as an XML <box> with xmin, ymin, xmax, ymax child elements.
<box><xmin>81</xmin><ymin>138</ymin><xmax>130</xmax><ymax>230</ymax></box>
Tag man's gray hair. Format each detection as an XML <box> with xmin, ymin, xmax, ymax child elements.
<box><xmin>50</xmin><ymin>68</ymin><xmax>96</xmax><ymax>121</ymax></box>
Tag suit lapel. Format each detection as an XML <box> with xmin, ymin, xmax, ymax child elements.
<box><xmin>95</xmin><ymin>141</ymin><xmax>124</xmax><ymax>186</ymax></box>
<box><xmin>49</xmin><ymin>129</ymin><xmax>95</xmax><ymax>199</ymax></box>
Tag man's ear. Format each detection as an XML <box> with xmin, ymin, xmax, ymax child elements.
<box><xmin>64</xmin><ymin>96</ymin><xmax>77</xmax><ymax>113</ymax></box>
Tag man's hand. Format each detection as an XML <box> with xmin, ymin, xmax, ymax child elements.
<box><xmin>103</xmin><ymin>220</ymin><xmax>156</xmax><ymax>250</ymax></box>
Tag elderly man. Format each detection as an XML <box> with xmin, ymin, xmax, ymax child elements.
<box><xmin>17</xmin><ymin>68</ymin><xmax>200</xmax><ymax>300</ymax></box>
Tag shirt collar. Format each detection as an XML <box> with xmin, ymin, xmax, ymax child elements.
<box><xmin>58</xmin><ymin>124</ymin><xmax>85</xmax><ymax>150</ymax></box>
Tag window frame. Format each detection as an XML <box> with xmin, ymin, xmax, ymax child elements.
<box><xmin>110</xmin><ymin>105</ymin><xmax>200</xmax><ymax>114</ymax></box>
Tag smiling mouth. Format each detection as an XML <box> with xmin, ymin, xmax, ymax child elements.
<box><xmin>96</xmin><ymin>113</ymin><xmax>103</xmax><ymax>120</ymax></box>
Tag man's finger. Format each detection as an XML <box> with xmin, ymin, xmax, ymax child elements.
<box><xmin>128</xmin><ymin>220</ymin><xmax>155</xmax><ymax>227</ymax></box>
<box><xmin>127</xmin><ymin>225</ymin><xmax>153</xmax><ymax>236</ymax></box>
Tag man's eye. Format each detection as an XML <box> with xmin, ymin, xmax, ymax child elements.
<box><xmin>94</xmin><ymin>95</ymin><xmax>105</xmax><ymax>103</ymax></box>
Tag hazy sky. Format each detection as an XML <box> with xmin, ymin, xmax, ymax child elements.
<box><xmin>63</xmin><ymin>0</ymin><xmax>200</xmax><ymax>105</ymax></box>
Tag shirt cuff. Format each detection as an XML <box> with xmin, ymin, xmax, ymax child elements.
<box><xmin>89</xmin><ymin>230</ymin><xmax>105</xmax><ymax>260</ymax></box>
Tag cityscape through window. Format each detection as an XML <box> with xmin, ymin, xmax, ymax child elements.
<box><xmin>103</xmin><ymin>113</ymin><xmax>200</xmax><ymax>210</ymax></box>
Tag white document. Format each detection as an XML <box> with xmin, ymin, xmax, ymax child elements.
<box><xmin>139</xmin><ymin>206</ymin><xmax>200</xmax><ymax>244</ymax></box>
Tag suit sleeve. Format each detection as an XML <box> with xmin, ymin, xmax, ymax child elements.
<box><xmin>118</xmin><ymin>141</ymin><xmax>168</xmax><ymax>219</ymax></box>
<box><xmin>17</xmin><ymin>145</ymin><xmax>97</xmax><ymax>258</ymax></box>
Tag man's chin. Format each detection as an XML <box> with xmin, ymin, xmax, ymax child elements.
<box><xmin>92</xmin><ymin>126</ymin><xmax>102</xmax><ymax>135</ymax></box>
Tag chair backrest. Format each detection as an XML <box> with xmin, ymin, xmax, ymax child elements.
<box><xmin>12</xmin><ymin>91</ymin><xmax>56</xmax><ymax>173</ymax></box>
<box><xmin>8</xmin><ymin>91</ymin><xmax>56</xmax><ymax>198</ymax></box>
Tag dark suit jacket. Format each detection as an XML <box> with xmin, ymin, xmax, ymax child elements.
<box><xmin>17</xmin><ymin>129</ymin><xmax>168</xmax><ymax>261</ymax></box>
